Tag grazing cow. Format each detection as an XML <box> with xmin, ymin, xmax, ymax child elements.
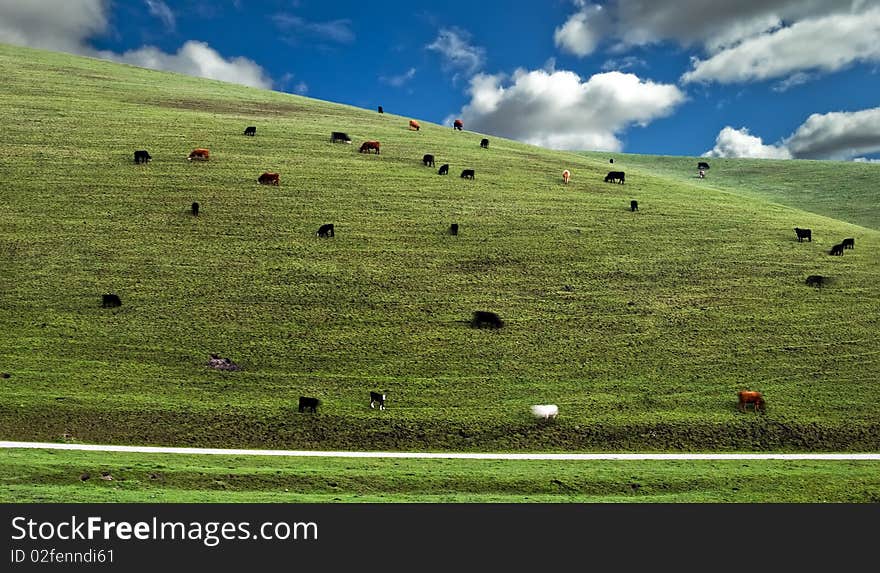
<box><xmin>134</xmin><ymin>150</ymin><xmax>152</xmax><ymax>164</ymax></box>
<box><xmin>409</xmin><ymin>120</ymin><xmax>421</xmax><ymax>131</ymax></box>
<box><xmin>842</xmin><ymin>238</ymin><xmax>855</xmax><ymax>250</ymax></box>
<box><xmin>460</xmin><ymin>169</ymin><xmax>475</xmax><ymax>179</ymax></box>
<box><xmin>794</xmin><ymin>228</ymin><xmax>812</xmax><ymax>242</ymax></box>
<box><xmin>378</xmin><ymin>105</ymin><xmax>384</xmax><ymax>114</ymax></box>
<box><xmin>471</xmin><ymin>310</ymin><xmax>503</xmax><ymax>329</ymax></box>
<box><xmin>191</xmin><ymin>202</ymin><xmax>200</xmax><ymax>216</ymax></box>
<box><xmin>805</xmin><ymin>275</ymin><xmax>826</xmax><ymax>288</ymax></box>
<box><xmin>630</xmin><ymin>200</ymin><xmax>639</xmax><ymax>212</ymax></box>
<box><xmin>562</xmin><ymin>169</ymin><xmax>571</xmax><ymax>184</ymax></box>
<box><xmin>698</xmin><ymin>169</ymin><xmax>705</xmax><ymax>179</ymax></box>
<box><xmin>423</xmin><ymin>154</ymin><xmax>435</xmax><ymax>167</ymax></box>
<box><xmin>438</xmin><ymin>163</ymin><xmax>449</xmax><ymax>175</ymax></box>
<box><xmin>737</xmin><ymin>390</ymin><xmax>765</xmax><ymax>413</ymax></box>
<box><xmin>331</xmin><ymin>131</ymin><xmax>352</xmax><ymax>144</ymax></box>
<box><xmin>480</xmin><ymin>138</ymin><xmax>489</xmax><ymax>149</ymax></box>
<box><xmin>298</xmin><ymin>396</ymin><xmax>320</xmax><ymax>413</ymax></box>
<box><xmin>370</xmin><ymin>391</ymin><xmax>386</xmax><ymax>410</ymax></box>
<box><xmin>188</xmin><ymin>148</ymin><xmax>210</xmax><ymax>161</ymax></box>
<box><xmin>604</xmin><ymin>171</ymin><xmax>625</xmax><ymax>184</ymax></box>
<box><xmin>316</xmin><ymin>223</ymin><xmax>335</xmax><ymax>238</ymax></box>
<box><xmin>258</xmin><ymin>172</ymin><xmax>280</xmax><ymax>186</ymax></box>
<box><xmin>829</xmin><ymin>243</ymin><xmax>844</xmax><ymax>256</ymax></box>
<box><xmin>454</xmin><ymin>119</ymin><xmax>464</xmax><ymax>131</ymax></box>
<box><xmin>359</xmin><ymin>141</ymin><xmax>381</xmax><ymax>154</ymax></box>
<box><xmin>697</xmin><ymin>161</ymin><xmax>710</xmax><ymax>170</ymax></box>
<box><xmin>244</xmin><ymin>126</ymin><xmax>256</xmax><ymax>136</ymax></box>
<box><xmin>530</xmin><ymin>404</ymin><xmax>559</xmax><ymax>420</ymax></box>
<box><xmin>449</xmin><ymin>223</ymin><xmax>459</xmax><ymax>236</ymax></box>
<box><xmin>101</xmin><ymin>293</ymin><xmax>121</xmax><ymax>308</ymax></box>
<box><xmin>207</xmin><ymin>353</ymin><xmax>241</xmax><ymax>371</ymax></box>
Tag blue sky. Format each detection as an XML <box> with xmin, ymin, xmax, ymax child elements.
<box><xmin>2</xmin><ymin>0</ymin><xmax>880</xmax><ymax>160</ymax></box>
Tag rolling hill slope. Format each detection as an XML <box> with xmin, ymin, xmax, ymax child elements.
<box><xmin>579</xmin><ymin>151</ymin><xmax>880</xmax><ymax>231</ymax></box>
<box><xmin>1</xmin><ymin>43</ymin><xmax>879</xmax><ymax>452</ymax></box>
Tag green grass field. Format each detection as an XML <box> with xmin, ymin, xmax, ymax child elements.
<box><xmin>2</xmin><ymin>449</ymin><xmax>878</xmax><ymax>503</ymax></box>
<box><xmin>579</xmin><ymin>151</ymin><xmax>880</xmax><ymax>231</ymax></box>
<box><xmin>1</xmin><ymin>43</ymin><xmax>879</xmax><ymax>501</ymax></box>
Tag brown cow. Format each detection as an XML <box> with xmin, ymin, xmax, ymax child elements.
<box><xmin>737</xmin><ymin>391</ymin><xmax>765</xmax><ymax>413</ymax></box>
<box><xmin>359</xmin><ymin>141</ymin><xmax>381</xmax><ymax>154</ymax></box>
<box><xmin>562</xmin><ymin>169</ymin><xmax>571</xmax><ymax>184</ymax></box>
<box><xmin>258</xmin><ymin>172</ymin><xmax>280</xmax><ymax>185</ymax></box>
<box><xmin>188</xmin><ymin>148</ymin><xmax>210</xmax><ymax>161</ymax></box>
<box><xmin>453</xmin><ymin>119</ymin><xmax>463</xmax><ymax>131</ymax></box>
<box><xmin>409</xmin><ymin>120</ymin><xmax>420</xmax><ymax>131</ymax></box>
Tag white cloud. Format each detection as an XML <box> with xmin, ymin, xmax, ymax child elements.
<box><xmin>0</xmin><ymin>0</ymin><xmax>108</xmax><ymax>53</ymax></box>
<box><xmin>380</xmin><ymin>67</ymin><xmax>416</xmax><ymax>87</ymax></box>
<box><xmin>601</xmin><ymin>56</ymin><xmax>647</xmax><ymax>72</ymax></box>
<box><xmin>703</xmin><ymin>127</ymin><xmax>792</xmax><ymax>159</ymax></box>
<box><xmin>272</xmin><ymin>14</ymin><xmax>355</xmax><ymax>44</ymax></box>
<box><xmin>555</xmin><ymin>1</ymin><xmax>880</xmax><ymax>88</ymax></box>
<box><xmin>682</xmin><ymin>9</ymin><xmax>880</xmax><ymax>84</ymax></box>
<box><xmin>98</xmin><ymin>41</ymin><xmax>272</xmax><ymax>89</ymax></box>
<box><xmin>785</xmin><ymin>108</ymin><xmax>880</xmax><ymax>159</ymax></box>
<box><xmin>853</xmin><ymin>157</ymin><xmax>880</xmax><ymax>163</ymax></box>
<box><xmin>426</xmin><ymin>28</ymin><xmax>485</xmax><ymax>75</ymax></box>
<box><xmin>454</xmin><ymin>69</ymin><xmax>685</xmax><ymax>151</ymax></box>
<box><xmin>554</xmin><ymin>4</ymin><xmax>608</xmax><ymax>57</ymax></box>
<box><xmin>145</xmin><ymin>0</ymin><xmax>175</xmax><ymax>31</ymax></box>
<box><xmin>704</xmin><ymin>107</ymin><xmax>880</xmax><ymax>160</ymax></box>
<box><xmin>0</xmin><ymin>0</ymin><xmax>273</xmax><ymax>89</ymax></box>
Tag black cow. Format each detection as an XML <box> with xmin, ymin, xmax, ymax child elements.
<box><xmin>102</xmin><ymin>294</ymin><xmax>121</xmax><ymax>308</ymax></box>
<box><xmin>449</xmin><ymin>223</ymin><xmax>459</xmax><ymax>236</ymax></box>
<box><xmin>298</xmin><ymin>396</ymin><xmax>320</xmax><ymax>413</ymax></box>
<box><xmin>460</xmin><ymin>169</ymin><xmax>475</xmax><ymax>179</ymax></box>
<box><xmin>829</xmin><ymin>243</ymin><xmax>844</xmax><ymax>256</ymax></box>
<box><xmin>191</xmin><ymin>202</ymin><xmax>200</xmax><ymax>216</ymax></box>
<box><xmin>480</xmin><ymin>138</ymin><xmax>489</xmax><ymax>149</ymax></box>
<box><xmin>423</xmin><ymin>154</ymin><xmax>435</xmax><ymax>167</ymax></box>
<box><xmin>697</xmin><ymin>161</ymin><xmax>710</xmax><ymax>170</ymax></box>
<box><xmin>331</xmin><ymin>131</ymin><xmax>352</xmax><ymax>144</ymax></box>
<box><xmin>609</xmin><ymin>158</ymin><xmax>614</xmax><ymax>164</ymax></box>
<box><xmin>369</xmin><ymin>391</ymin><xmax>386</xmax><ymax>410</ymax></box>
<box><xmin>604</xmin><ymin>171</ymin><xmax>625</xmax><ymax>184</ymax></box>
<box><xmin>471</xmin><ymin>311</ymin><xmax>504</xmax><ymax>329</ymax></box>
<box><xmin>316</xmin><ymin>223</ymin><xmax>335</xmax><ymax>238</ymax></box>
<box><xmin>842</xmin><ymin>238</ymin><xmax>855</xmax><ymax>250</ymax></box>
<box><xmin>805</xmin><ymin>275</ymin><xmax>826</xmax><ymax>288</ymax></box>
<box><xmin>134</xmin><ymin>150</ymin><xmax>151</xmax><ymax>164</ymax></box>
<box><xmin>794</xmin><ymin>228</ymin><xmax>812</xmax><ymax>242</ymax></box>
<box><xmin>630</xmin><ymin>200</ymin><xmax>639</xmax><ymax>212</ymax></box>
<box><xmin>438</xmin><ymin>164</ymin><xmax>449</xmax><ymax>175</ymax></box>
<box><xmin>244</xmin><ymin>126</ymin><xmax>256</xmax><ymax>136</ymax></box>
<box><xmin>378</xmin><ymin>105</ymin><xmax>384</xmax><ymax>114</ymax></box>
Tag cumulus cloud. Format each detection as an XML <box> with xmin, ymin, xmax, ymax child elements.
<box><xmin>555</xmin><ymin>1</ymin><xmax>880</xmax><ymax>87</ymax></box>
<box><xmin>704</xmin><ymin>107</ymin><xmax>880</xmax><ymax>160</ymax></box>
<box><xmin>0</xmin><ymin>0</ymin><xmax>108</xmax><ymax>53</ymax></box>
<box><xmin>554</xmin><ymin>4</ymin><xmax>608</xmax><ymax>57</ymax></box>
<box><xmin>682</xmin><ymin>8</ymin><xmax>880</xmax><ymax>84</ymax></box>
<box><xmin>454</xmin><ymin>69</ymin><xmax>685</xmax><ymax>151</ymax></box>
<box><xmin>426</xmin><ymin>28</ymin><xmax>485</xmax><ymax>76</ymax></box>
<box><xmin>145</xmin><ymin>0</ymin><xmax>175</xmax><ymax>31</ymax></box>
<box><xmin>98</xmin><ymin>41</ymin><xmax>272</xmax><ymax>89</ymax></box>
<box><xmin>785</xmin><ymin>108</ymin><xmax>880</xmax><ymax>159</ymax></box>
<box><xmin>380</xmin><ymin>67</ymin><xmax>416</xmax><ymax>87</ymax></box>
<box><xmin>0</xmin><ymin>0</ymin><xmax>273</xmax><ymax>89</ymax></box>
<box><xmin>703</xmin><ymin>127</ymin><xmax>792</xmax><ymax>159</ymax></box>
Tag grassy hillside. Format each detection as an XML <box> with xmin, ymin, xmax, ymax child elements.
<box><xmin>2</xmin><ymin>43</ymin><xmax>880</xmax><ymax>453</ymax></box>
<box><xmin>2</xmin><ymin>449</ymin><xmax>878</xmax><ymax>503</ymax></box>
<box><xmin>579</xmin><ymin>151</ymin><xmax>880</xmax><ymax>231</ymax></box>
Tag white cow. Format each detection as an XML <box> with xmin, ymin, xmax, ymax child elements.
<box><xmin>530</xmin><ymin>404</ymin><xmax>559</xmax><ymax>420</ymax></box>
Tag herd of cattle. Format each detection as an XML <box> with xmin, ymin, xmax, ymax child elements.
<box><xmin>117</xmin><ymin>111</ymin><xmax>860</xmax><ymax>421</ymax></box>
